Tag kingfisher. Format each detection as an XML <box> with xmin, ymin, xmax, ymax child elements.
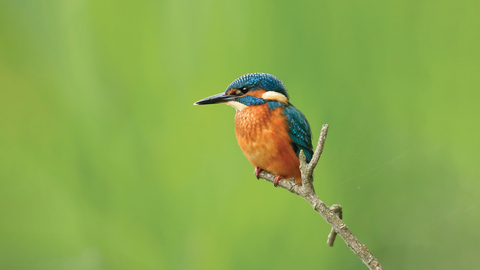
<box><xmin>194</xmin><ymin>73</ymin><xmax>313</xmax><ymax>186</ymax></box>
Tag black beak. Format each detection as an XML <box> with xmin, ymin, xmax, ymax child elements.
<box><xmin>194</xmin><ymin>93</ymin><xmax>236</xmax><ymax>105</ymax></box>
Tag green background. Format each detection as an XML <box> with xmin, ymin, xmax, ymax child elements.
<box><xmin>1</xmin><ymin>1</ymin><xmax>479</xmax><ymax>269</ymax></box>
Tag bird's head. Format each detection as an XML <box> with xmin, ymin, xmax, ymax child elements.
<box><xmin>194</xmin><ymin>73</ymin><xmax>289</xmax><ymax>111</ymax></box>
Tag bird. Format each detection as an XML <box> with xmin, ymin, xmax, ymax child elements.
<box><xmin>194</xmin><ymin>73</ymin><xmax>313</xmax><ymax>186</ymax></box>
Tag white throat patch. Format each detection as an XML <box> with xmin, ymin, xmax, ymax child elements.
<box><xmin>226</xmin><ymin>101</ymin><xmax>247</xmax><ymax>111</ymax></box>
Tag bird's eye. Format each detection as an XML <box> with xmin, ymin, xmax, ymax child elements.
<box><xmin>240</xmin><ymin>87</ymin><xmax>248</xmax><ymax>94</ymax></box>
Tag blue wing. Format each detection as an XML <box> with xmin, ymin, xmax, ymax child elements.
<box><xmin>283</xmin><ymin>104</ymin><xmax>313</xmax><ymax>163</ymax></box>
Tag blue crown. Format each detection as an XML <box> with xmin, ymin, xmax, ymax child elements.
<box><xmin>226</xmin><ymin>73</ymin><xmax>289</xmax><ymax>100</ymax></box>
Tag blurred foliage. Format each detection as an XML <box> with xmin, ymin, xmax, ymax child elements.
<box><xmin>1</xmin><ymin>0</ymin><xmax>479</xmax><ymax>269</ymax></box>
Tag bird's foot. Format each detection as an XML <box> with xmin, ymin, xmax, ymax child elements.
<box><xmin>274</xmin><ymin>175</ymin><xmax>283</xmax><ymax>187</ymax></box>
<box><xmin>254</xmin><ymin>167</ymin><xmax>262</xmax><ymax>179</ymax></box>
<box><xmin>254</xmin><ymin>169</ymin><xmax>283</xmax><ymax>187</ymax></box>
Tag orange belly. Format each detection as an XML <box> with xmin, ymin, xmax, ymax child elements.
<box><xmin>234</xmin><ymin>104</ymin><xmax>302</xmax><ymax>185</ymax></box>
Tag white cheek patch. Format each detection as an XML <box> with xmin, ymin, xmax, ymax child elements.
<box><xmin>226</xmin><ymin>101</ymin><xmax>247</xmax><ymax>111</ymax></box>
<box><xmin>262</xmin><ymin>91</ymin><xmax>288</xmax><ymax>103</ymax></box>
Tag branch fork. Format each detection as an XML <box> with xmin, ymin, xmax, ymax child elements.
<box><xmin>257</xmin><ymin>124</ymin><xmax>384</xmax><ymax>270</ymax></box>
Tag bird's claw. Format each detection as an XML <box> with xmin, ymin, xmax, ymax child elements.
<box><xmin>254</xmin><ymin>167</ymin><xmax>262</xmax><ymax>179</ymax></box>
<box><xmin>274</xmin><ymin>175</ymin><xmax>283</xmax><ymax>187</ymax></box>
<box><xmin>255</xmin><ymin>169</ymin><xmax>283</xmax><ymax>188</ymax></box>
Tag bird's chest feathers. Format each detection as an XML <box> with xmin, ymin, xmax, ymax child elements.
<box><xmin>234</xmin><ymin>105</ymin><xmax>272</xmax><ymax>137</ymax></box>
<box><xmin>234</xmin><ymin>105</ymin><xmax>293</xmax><ymax>167</ymax></box>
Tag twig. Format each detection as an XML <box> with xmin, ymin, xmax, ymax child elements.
<box><xmin>257</xmin><ymin>124</ymin><xmax>384</xmax><ymax>270</ymax></box>
<box><xmin>327</xmin><ymin>204</ymin><xmax>343</xmax><ymax>247</ymax></box>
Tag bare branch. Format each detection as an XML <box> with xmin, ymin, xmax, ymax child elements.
<box><xmin>327</xmin><ymin>204</ymin><xmax>343</xmax><ymax>247</ymax></box>
<box><xmin>307</xmin><ymin>124</ymin><xmax>329</xmax><ymax>175</ymax></box>
<box><xmin>257</xmin><ymin>124</ymin><xmax>384</xmax><ymax>270</ymax></box>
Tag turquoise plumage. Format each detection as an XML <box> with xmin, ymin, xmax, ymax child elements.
<box><xmin>195</xmin><ymin>73</ymin><xmax>313</xmax><ymax>186</ymax></box>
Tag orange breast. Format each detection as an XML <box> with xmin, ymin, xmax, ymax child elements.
<box><xmin>234</xmin><ymin>104</ymin><xmax>302</xmax><ymax>185</ymax></box>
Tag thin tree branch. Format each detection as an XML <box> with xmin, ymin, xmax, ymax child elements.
<box><xmin>327</xmin><ymin>204</ymin><xmax>343</xmax><ymax>247</ymax></box>
<box><xmin>257</xmin><ymin>124</ymin><xmax>384</xmax><ymax>270</ymax></box>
